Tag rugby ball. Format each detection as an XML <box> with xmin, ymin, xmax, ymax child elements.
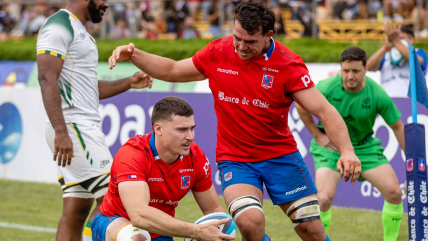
<box><xmin>184</xmin><ymin>213</ymin><xmax>237</xmax><ymax>241</ymax></box>
<box><xmin>390</xmin><ymin>39</ymin><xmax>409</xmax><ymax>67</ymax></box>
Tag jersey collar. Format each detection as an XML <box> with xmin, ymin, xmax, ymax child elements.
<box><xmin>149</xmin><ymin>133</ymin><xmax>160</xmax><ymax>160</ymax></box>
<box><xmin>263</xmin><ymin>38</ymin><xmax>275</xmax><ymax>61</ymax></box>
<box><xmin>234</xmin><ymin>37</ymin><xmax>275</xmax><ymax>61</ymax></box>
<box><xmin>61</xmin><ymin>9</ymin><xmax>85</xmax><ymax>27</ymax></box>
<box><xmin>149</xmin><ymin>133</ymin><xmax>183</xmax><ymax>161</ymax></box>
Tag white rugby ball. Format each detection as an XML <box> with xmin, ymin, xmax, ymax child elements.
<box><xmin>390</xmin><ymin>39</ymin><xmax>409</xmax><ymax>67</ymax></box>
<box><xmin>184</xmin><ymin>213</ymin><xmax>237</xmax><ymax>241</ymax></box>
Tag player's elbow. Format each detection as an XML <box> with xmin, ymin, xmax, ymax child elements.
<box><xmin>128</xmin><ymin>207</ymin><xmax>154</xmax><ymax>230</ymax></box>
<box><xmin>129</xmin><ymin>212</ymin><xmax>150</xmax><ymax>230</ymax></box>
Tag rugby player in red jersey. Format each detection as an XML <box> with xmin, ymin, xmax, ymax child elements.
<box><xmin>91</xmin><ymin>97</ymin><xmax>235</xmax><ymax>241</ymax></box>
<box><xmin>107</xmin><ymin>1</ymin><xmax>361</xmax><ymax>240</ymax></box>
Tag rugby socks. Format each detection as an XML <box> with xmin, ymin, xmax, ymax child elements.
<box><xmin>382</xmin><ymin>201</ymin><xmax>403</xmax><ymax>241</ymax></box>
<box><xmin>262</xmin><ymin>234</ymin><xmax>271</xmax><ymax>241</ymax></box>
<box><xmin>242</xmin><ymin>234</ymin><xmax>271</xmax><ymax>241</ymax></box>
<box><xmin>320</xmin><ymin>209</ymin><xmax>332</xmax><ymax>233</ymax></box>
<box><xmin>83</xmin><ymin>220</ymin><xmax>92</xmax><ymax>241</ymax></box>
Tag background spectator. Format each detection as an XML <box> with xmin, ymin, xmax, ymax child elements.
<box><xmin>208</xmin><ymin>0</ymin><xmax>222</xmax><ymax>37</ymax></box>
<box><xmin>179</xmin><ymin>16</ymin><xmax>199</xmax><ymax>39</ymax></box>
<box><xmin>28</xmin><ymin>4</ymin><xmax>47</xmax><ymax>37</ymax></box>
<box><xmin>111</xmin><ymin>18</ymin><xmax>130</xmax><ymax>39</ymax></box>
<box><xmin>0</xmin><ymin>4</ymin><xmax>16</xmax><ymax>40</ymax></box>
<box><xmin>166</xmin><ymin>0</ymin><xmax>189</xmax><ymax>36</ymax></box>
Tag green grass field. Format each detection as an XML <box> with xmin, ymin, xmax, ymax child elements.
<box><xmin>0</xmin><ymin>179</ymin><xmax>409</xmax><ymax>240</ymax></box>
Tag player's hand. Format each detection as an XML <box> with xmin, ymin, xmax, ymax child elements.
<box><xmin>315</xmin><ymin>133</ymin><xmax>339</xmax><ymax>152</ymax></box>
<box><xmin>385</xmin><ymin>36</ymin><xmax>393</xmax><ymax>49</ymax></box>
<box><xmin>54</xmin><ymin>131</ymin><xmax>74</xmax><ymax>167</ymax></box>
<box><xmin>336</xmin><ymin>151</ymin><xmax>361</xmax><ymax>185</ymax></box>
<box><xmin>195</xmin><ymin>218</ymin><xmax>236</xmax><ymax>241</ymax></box>
<box><xmin>109</xmin><ymin>43</ymin><xmax>136</xmax><ymax>69</ymax></box>
<box><xmin>383</xmin><ymin>22</ymin><xmax>399</xmax><ymax>43</ymax></box>
<box><xmin>129</xmin><ymin>71</ymin><xmax>153</xmax><ymax>89</ymax></box>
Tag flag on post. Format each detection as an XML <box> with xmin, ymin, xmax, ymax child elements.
<box><xmin>407</xmin><ymin>47</ymin><xmax>428</xmax><ymax>109</ymax></box>
<box><xmin>405</xmin><ymin>45</ymin><xmax>428</xmax><ymax>241</ymax></box>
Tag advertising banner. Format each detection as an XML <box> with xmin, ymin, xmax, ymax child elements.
<box><xmin>2</xmin><ymin>87</ymin><xmax>428</xmax><ymax>211</ymax></box>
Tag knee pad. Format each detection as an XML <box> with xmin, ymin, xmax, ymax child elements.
<box><xmin>228</xmin><ymin>195</ymin><xmax>263</xmax><ymax>220</ymax></box>
<box><xmin>286</xmin><ymin>196</ymin><xmax>320</xmax><ymax>228</ymax></box>
<box><xmin>116</xmin><ymin>224</ymin><xmax>151</xmax><ymax>241</ymax></box>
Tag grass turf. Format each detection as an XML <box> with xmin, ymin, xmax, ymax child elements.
<box><xmin>0</xmin><ymin>179</ymin><xmax>409</xmax><ymax>240</ymax></box>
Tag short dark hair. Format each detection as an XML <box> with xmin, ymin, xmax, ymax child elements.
<box><xmin>151</xmin><ymin>96</ymin><xmax>194</xmax><ymax>128</ymax></box>
<box><xmin>234</xmin><ymin>0</ymin><xmax>275</xmax><ymax>35</ymax></box>
<box><xmin>340</xmin><ymin>47</ymin><xmax>367</xmax><ymax>66</ymax></box>
<box><xmin>400</xmin><ymin>24</ymin><xmax>415</xmax><ymax>38</ymax></box>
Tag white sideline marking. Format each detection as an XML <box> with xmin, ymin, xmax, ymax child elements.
<box><xmin>0</xmin><ymin>222</ymin><xmax>56</xmax><ymax>233</ymax></box>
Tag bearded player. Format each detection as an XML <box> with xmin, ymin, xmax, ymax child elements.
<box><xmin>36</xmin><ymin>0</ymin><xmax>152</xmax><ymax>240</ymax></box>
<box><xmin>297</xmin><ymin>47</ymin><xmax>405</xmax><ymax>240</ymax></box>
<box><xmin>106</xmin><ymin>1</ymin><xmax>361</xmax><ymax>240</ymax></box>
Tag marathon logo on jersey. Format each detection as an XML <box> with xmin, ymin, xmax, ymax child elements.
<box><xmin>148</xmin><ymin>178</ymin><xmax>164</xmax><ymax>182</ymax></box>
<box><xmin>217</xmin><ymin>68</ymin><xmax>238</xmax><ymax>75</ymax></box>
<box><xmin>419</xmin><ymin>159</ymin><xmax>426</xmax><ymax>171</ymax></box>
<box><xmin>181</xmin><ymin>175</ymin><xmax>191</xmax><ymax>190</ymax></box>
<box><xmin>407</xmin><ymin>159</ymin><xmax>414</xmax><ymax>172</ymax></box>
<box><xmin>261</xmin><ymin>74</ymin><xmax>274</xmax><ymax>89</ymax></box>
<box><xmin>224</xmin><ymin>172</ymin><xmax>232</xmax><ymax>181</ymax></box>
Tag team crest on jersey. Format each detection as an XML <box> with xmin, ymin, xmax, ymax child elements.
<box><xmin>261</xmin><ymin>74</ymin><xmax>274</xmax><ymax>89</ymax></box>
<box><xmin>407</xmin><ymin>159</ymin><xmax>414</xmax><ymax>172</ymax></box>
<box><xmin>181</xmin><ymin>175</ymin><xmax>191</xmax><ymax>190</ymax></box>
<box><xmin>419</xmin><ymin>159</ymin><xmax>426</xmax><ymax>171</ymax></box>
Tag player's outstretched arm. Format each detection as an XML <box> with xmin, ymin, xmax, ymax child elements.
<box><xmin>390</xmin><ymin>120</ymin><xmax>405</xmax><ymax>152</ymax></box>
<box><xmin>119</xmin><ymin>181</ymin><xmax>234</xmax><ymax>241</ymax></box>
<box><xmin>293</xmin><ymin>87</ymin><xmax>361</xmax><ymax>184</ymax></box>
<box><xmin>295</xmin><ymin>104</ymin><xmax>339</xmax><ymax>152</ymax></box>
<box><xmin>366</xmin><ymin>40</ymin><xmax>390</xmax><ymax>71</ymax></box>
<box><xmin>193</xmin><ymin>185</ymin><xmax>226</xmax><ymax>215</ymax></box>
<box><xmin>37</xmin><ymin>54</ymin><xmax>74</xmax><ymax>167</ymax></box>
<box><xmin>108</xmin><ymin>43</ymin><xmax>206</xmax><ymax>83</ymax></box>
<box><xmin>98</xmin><ymin>71</ymin><xmax>153</xmax><ymax>100</ymax></box>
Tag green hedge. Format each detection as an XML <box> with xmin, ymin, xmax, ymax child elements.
<box><xmin>2</xmin><ymin>37</ymin><xmax>428</xmax><ymax>62</ymax></box>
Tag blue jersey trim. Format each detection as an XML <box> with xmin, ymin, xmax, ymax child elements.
<box><xmin>263</xmin><ymin>38</ymin><xmax>275</xmax><ymax>60</ymax></box>
<box><xmin>215</xmin><ymin>39</ymin><xmax>233</xmax><ymax>45</ymax></box>
<box><xmin>274</xmin><ymin>49</ymin><xmax>294</xmax><ymax>60</ymax></box>
<box><xmin>149</xmin><ymin>133</ymin><xmax>160</xmax><ymax>160</ymax></box>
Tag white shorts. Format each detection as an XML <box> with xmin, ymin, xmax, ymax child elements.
<box><xmin>45</xmin><ymin>122</ymin><xmax>113</xmax><ymax>198</ymax></box>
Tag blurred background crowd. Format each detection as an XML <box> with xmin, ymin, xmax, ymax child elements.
<box><xmin>0</xmin><ymin>0</ymin><xmax>427</xmax><ymax>41</ymax></box>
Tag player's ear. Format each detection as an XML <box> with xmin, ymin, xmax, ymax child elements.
<box><xmin>153</xmin><ymin>123</ymin><xmax>162</xmax><ymax>136</ymax></box>
<box><xmin>265</xmin><ymin>30</ymin><xmax>274</xmax><ymax>41</ymax></box>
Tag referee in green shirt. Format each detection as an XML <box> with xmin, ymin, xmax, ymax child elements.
<box><xmin>297</xmin><ymin>47</ymin><xmax>405</xmax><ymax>241</ymax></box>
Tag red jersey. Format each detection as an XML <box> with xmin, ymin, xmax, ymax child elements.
<box><xmin>192</xmin><ymin>36</ymin><xmax>314</xmax><ymax>162</ymax></box>
<box><xmin>100</xmin><ymin>132</ymin><xmax>212</xmax><ymax>239</ymax></box>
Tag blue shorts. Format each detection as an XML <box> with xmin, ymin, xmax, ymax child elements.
<box><xmin>218</xmin><ymin>151</ymin><xmax>317</xmax><ymax>205</ymax></box>
<box><xmin>91</xmin><ymin>213</ymin><xmax>173</xmax><ymax>241</ymax></box>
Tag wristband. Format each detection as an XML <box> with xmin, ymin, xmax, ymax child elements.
<box><xmin>383</xmin><ymin>45</ymin><xmax>391</xmax><ymax>51</ymax></box>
